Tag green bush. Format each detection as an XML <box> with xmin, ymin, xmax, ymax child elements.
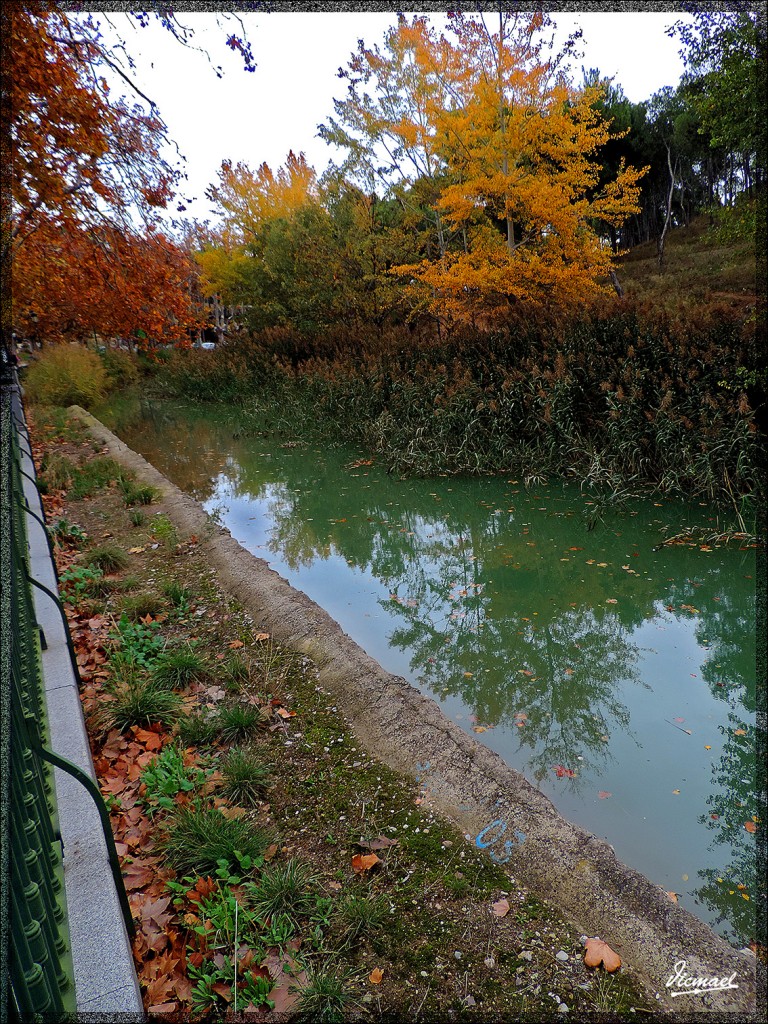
<box><xmin>100</xmin><ymin>348</ymin><xmax>140</xmax><ymax>389</ymax></box>
<box><xmin>24</xmin><ymin>345</ymin><xmax>109</xmax><ymax>408</ymax></box>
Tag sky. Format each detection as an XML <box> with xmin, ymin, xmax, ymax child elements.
<box><xmin>99</xmin><ymin>10</ymin><xmax>693</xmax><ymax>225</ymax></box>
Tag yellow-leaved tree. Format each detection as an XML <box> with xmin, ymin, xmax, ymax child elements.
<box><xmin>337</xmin><ymin>13</ymin><xmax>646</xmax><ymax>324</ymax></box>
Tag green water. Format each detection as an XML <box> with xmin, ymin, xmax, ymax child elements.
<box><xmin>96</xmin><ymin>395</ymin><xmax>760</xmax><ymax>946</ymax></box>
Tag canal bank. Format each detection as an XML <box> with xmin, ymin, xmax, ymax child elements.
<box><xmin>70</xmin><ymin>405</ymin><xmax>760</xmax><ymax>1015</ymax></box>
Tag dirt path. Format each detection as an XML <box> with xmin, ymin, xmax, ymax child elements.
<box><xmin>70</xmin><ymin>406</ymin><xmax>760</xmax><ymax>1016</ymax></box>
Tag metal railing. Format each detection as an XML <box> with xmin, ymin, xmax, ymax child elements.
<box><xmin>2</xmin><ymin>371</ymin><xmax>77</xmax><ymax>1017</ymax></box>
<box><xmin>2</xmin><ymin>368</ymin><xmax>134</xmax><ymax>1017</ymax></box>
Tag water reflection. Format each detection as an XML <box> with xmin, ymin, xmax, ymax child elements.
<box><xmin>96</xmin><ymin>396</ymin><xmax>759</xmax><ymax>945</ymax></box>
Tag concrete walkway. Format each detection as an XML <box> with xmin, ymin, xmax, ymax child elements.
<box><xmin>14</xmin><ymin>390</ymin><xmax>142</xmax><ymax>1015</ymax></box>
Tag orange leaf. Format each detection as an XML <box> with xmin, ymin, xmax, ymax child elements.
<box><xmin>744</xmin><ymin>821</ymin><xmax>757</xmax><ymax>833</ymax></box>
<box><xmin>492</xmin><ymin>898</ymin><xmax>510</xmax><ymax>917</ymax></box>
<box><xmin>254</xmin><ymin>632</ymin><xmax>270</xmax><ymax>642</ymax></box>
<box><xmin>666</xmin><ymin>891</ymin><xmax>679</xmax><ymax>903</ymax></box>
<box><xmin>229</xmin><ymin>640</ymin><xmax>244</xmax><ymax>649</ymax></box>
<box><xmin>584</xmin><ymin>937</ymin><xmax>621</xmax><ymax>972</ymax></box>
<box><xmin>369</xmin><ymin>967</ymin><xmax>384</xmax><ymax>984</ymax></box>
<box><xmin>351</xmin><ymin>853</ymin><xmax>381</xmax><ymax>874</ymax></box>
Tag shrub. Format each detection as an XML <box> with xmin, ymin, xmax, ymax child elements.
<box><xmin>100</xmin><ymin>348</ymin><xmax>140</xmax><ymax>389</ymax></box>
<box><xmin>24</xmin><ymin>345</ymin><xmax>109</xmax><ymax>408</ymax></box>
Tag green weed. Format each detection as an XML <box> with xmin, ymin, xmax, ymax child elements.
<box><xmin>221</xmin><ymin>748</ymin><xmax>271</xmax><ymax>806</ymax></box>
<box><xmin>217</xmin><ymin>703</ymin><xmax>267</xmax><ymax>742</ymax></box>
<box><xmin>139</xmin><ymin>743</ymin><xmax>208</xmax><ymax>815</ymax></box>
<box><xmin>246</xmin><ymin>860</ymin><xmax>322</xmax><ymax>926</ymax></box>
<box><xmin>86</xmin><ymin>542</ymin><xmax>129</xmax><ymax>573</ymax></box>
<box><xmin>161</xmin><ymin>805</ymin><xmax>270</xmax><ymax>875</ymax></box>
<box><xmin>296</xmin><ymin>965</ymin><xmax>358</xmax><ymax>1023</ymax></box>
<box><xmin>151</xmin><ymin>646</ymin><xmax>207</xmax><ymax>689</ymax></box>
<box><xmin>95</xmin><ymin>678</ymin><xmax>183</xmax><ymax>733</ymax></box>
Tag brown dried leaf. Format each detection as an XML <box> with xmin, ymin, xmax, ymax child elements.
<box><xmin>351</xmin><ymin>853</ymin><xmax>381</xmax><ymax>874</ymax></box>
<box><xmin>584</xmin><ymin>937</ymin><xmax>621</xmax><ymax>972</ymax></box>
<box><xmin>357</xmin><ymin>835</ymin><xmax>398</xmax><ymax>851</ymax></box>
<box><xmin>492</xmin><ymin>898</ymin><xmax>510</xmax><ymax>917</ymax></box>
<box><xmin>369</xmin><ymin>967</ymin><xmax>384</xmax><ymax>984</ymax></box>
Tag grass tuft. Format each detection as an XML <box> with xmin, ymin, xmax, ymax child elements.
<box><xmin>247</xmin><ymin>859</ymin><xmax>321</xmax><ymax>925</ymax></box>
<box><xmin>151</xmin><ymin>646</ymin><xmax>207</xmax><ymax>689</ymax></box>
<box><xmin>221</xmin><ymin>747</ymin><xmax>271</xmax><ymax>806</ymax></box>
<box><xmin>295</xmin><ymin>965</ymin><xmax>358</xmax><ymax>1023</ymax></box>
<box><xmin>161</xmin><ymin>805</ymin><xmax>269</xmax><ymax>874</ymax></box>
<box><xmin>86</xmin><ymin>542</ymin><xmax>130</xmax><ymax>573</ymax></box>
<box><xmin>94</xmin><ymin>678</ymin><xmax>183</xmax><ymax>733</ymax></box>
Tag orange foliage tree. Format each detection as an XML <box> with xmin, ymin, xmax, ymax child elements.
<box><xmin>2</xmin><ymin>4</ymin><xmax>203</xmax><ymax>349</ymax></box>
<box><xmin>327</xmin><ymin>13</ymin><xmax>646</xmax><ymax>325</ymax></box>
<box><xmin>197</xmin><ymin>152</ymin><xmax>319</xmax><ymax>303</ymax></box>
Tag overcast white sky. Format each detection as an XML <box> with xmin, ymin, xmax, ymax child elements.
<box><xmin>101</xmin><ymin>10</ymin><xmax>692</xmax><ymax>224</ymax></box>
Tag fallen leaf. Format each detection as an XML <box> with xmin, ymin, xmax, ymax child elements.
<box><xmin>128</xmin><ymin>546</ymin><xmax>145</xmax><ymax>554</ymax></box>
<box><xmin>357</xmin><ymin>836</ymin><xmax>399</xmax><ymax>851</ymax></box>
<box><xmin>553</xmin><ymin>765</ymin><xmax>576</xmax><ymax>779</ymax></box>
<box><xmin>492</xmin><ymin>898</ymin><xmax>510</xmax><ymax>917</ymax></box>
<box><xmin>228</xmin><ymin>640</ymin><xmax>244</xmax><ymax>649</ymax></box>
<box><xmin>733</xmin><ymin>728</ymin><xmax>747</xmax><ymax>736</ymax></box>
<box><xmin>276</xmin><ymin>707</ymin><xmax>296</xmax><ymax>719</ymax></box>
<box><xmin>264</xmin><ymin>843</ymin><xmax>279</xmax><ymax>862</ymax></box>
<box><xmin>473</xmin><ymin>726</ymin><xmax>488</xmax><ymax>733</ymax></box>
<box><xmin>666</xmin><ymin>892</ymin><xmax>679</xmax><ymax>903</ymax></box>
<box><xmin>254</xmin><ymin>632</ymin><xmax>270</xmax><ymax>642</ymax></box>
<box><xmin>369</xmin><ymin>968</ymin><xmax>384</xmax><ymax>984</ymax></box>
<box><xmin>598</xmin><ymin>791</ymin><xmax>612</xmax><ymax>800</ymax></box>
<box><xmin>351</xmin><ymin>853</ymin><xmax>381</xmax><ymax>874</ymax></box>
<box><xmin>744</xmin><ymin>821</ymin><xmax>757</xmax><ymax>833</ymax></box>
<box><xmin>584</xmin><ymin>937</ymin><xmax>621</xmax><ymax>972</ymax></box>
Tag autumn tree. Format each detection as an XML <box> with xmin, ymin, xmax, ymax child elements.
<box><xmin>320</xmin><ymin>16</ymin><xmax>457</xmax><ymax>261</ymax></box>
<box><xmin>380</xmin><ymin>12</ymin><xmax>645</xmax><ymax>323</ymax></box>
<box><xmin>2</xmin><ymin>4</ymin><xmax>256</xmax><ymax>352</ymax></box>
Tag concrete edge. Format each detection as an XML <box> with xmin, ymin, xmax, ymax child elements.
<box><xmin>71</xmin><ymin>406</ymin><xmax>763</xmax><ymax>1017</ymax></box>
<box><xmin>18</xmin><ymin>403</ymin><xmax>143</xmax><ymax>1014</ymax></box>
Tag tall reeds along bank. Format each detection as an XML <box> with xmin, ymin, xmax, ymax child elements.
<box><xmin>156</xmin><ymin>301</ymin><xmax>761</xmax><ymax>513</ymax></box>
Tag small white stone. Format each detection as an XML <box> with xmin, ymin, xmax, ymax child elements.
<box><xmin>555</xmin><ymin>951</ymin><xmax>569</xmax><ymax>961</ymax></box>
<box><xmin>420</xmin><ymin>971</ymin><xmax>429</xmax><ymax>977</ymax></box>
<box><xmin>454</xmin><ymin>951</ymin><xmax>462</xmax><ymax>960</ymax></box>
<box><xmin>484</xmin><ymin>957</ymin><xmax>495</xmax><ymax>968</ymax></box>
<box><xmin>558</xmin><ymin>1004</ymin><xmax>569</xmax><ymax>1013</ymax></box>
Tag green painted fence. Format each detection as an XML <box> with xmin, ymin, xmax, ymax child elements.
<box><xmin>2</xmin><ymin>375</ymin><xmax>75</xmax><ymax>1017</ymax></box>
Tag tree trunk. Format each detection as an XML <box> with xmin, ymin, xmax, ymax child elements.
<box><xmin>657</xmin><ymin>145</ymin><xmax>677</xmax><ymax>270</ymax></box>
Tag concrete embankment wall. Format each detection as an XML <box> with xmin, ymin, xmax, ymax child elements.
<box><xmin>72</xmin><ymin>406</ymin><xmax>761</xmax><ymax>1017</ymax></box>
